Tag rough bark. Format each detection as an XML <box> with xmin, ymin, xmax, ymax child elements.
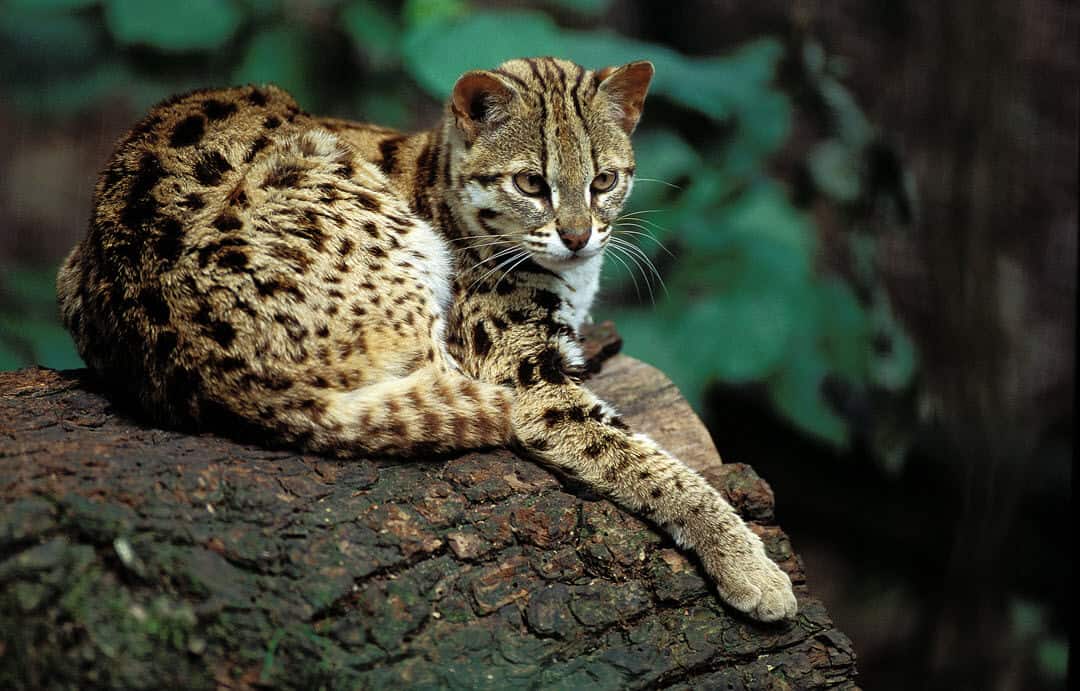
<box><xmin>0</xmin><ymin>324</ymin><xmax>857</xmax><ymax>689</ymax></box>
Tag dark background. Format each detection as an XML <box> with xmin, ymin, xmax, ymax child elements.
<box><xmin>0</xmin><ymin>1</ymin><xmax>1073</xmax><ymax>688</ymax></box>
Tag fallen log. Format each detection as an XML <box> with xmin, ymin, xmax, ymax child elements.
<box><xmin>0</xmin><ymin>323</ymin><xmax>858</xmax><ymax>689</ymax></box>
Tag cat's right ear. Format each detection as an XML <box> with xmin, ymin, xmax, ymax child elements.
<box><xmin>451</xmin><ymin>71</ymin><xmax>516</xmax><ymax>142</ymax></box>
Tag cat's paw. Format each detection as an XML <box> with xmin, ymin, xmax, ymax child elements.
<box><xmin>702</xmin><ymin>529</ymin><xmax>798</xmax><ymax>622</ymax></box>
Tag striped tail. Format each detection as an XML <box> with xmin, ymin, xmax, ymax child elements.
<box><xmin>306</xmin><ymin>367</ymin><xmax>514</xmax><ymax>456</ymax></box>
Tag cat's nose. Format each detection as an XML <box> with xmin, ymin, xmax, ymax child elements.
<box><xmin>557</xmin><ymin>227</ymin><xmax>591</xmax><ymax>252</ymax></box>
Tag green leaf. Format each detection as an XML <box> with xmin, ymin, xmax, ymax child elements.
<box><xmin>342</xmin><ymin>1</ymin><xmax>402</xmax><ymax>67</ymax></box>
<box><xmin>1009</xmin><ymin>599</ymin><xmax>1045</xmax><ymax>640</ymax></box>
<box><xmin>5</xmin><ymin>60</ymin><xmax>130</xmax><ymax>116</ymax></box>
<box><xmin>661</xmin><ymin>40</ymin><xmax>785</xmax><ymax>125</ymax></box>
<box><xmin>6</xmin><ymin>0</ymin><xmax>99</xmax><ymax>10</ymax></box>
<box><xmin>234</xmin><ymin>27</ymin><xmax>317</xmax><ymax>109</ymax></box>
<box><xmin>802</xmin><ymin>40</ymin><xmax>826</xmax><ymax>76</ymax></box>
<box><xmin>680</xmin><ymin>290</ymin><xmax>796</xmax><ymax>383</ymax></box>
<box><xmin>105</xmin><ymin>0</ymin><xmax>243</xmax><ymax>52</ymax></box>
<box><xmin>354</xmin><ymin>88</ymin><xmax>410</xmax><ymax>130</ymax></box>
<box><xmin>677</xmin><ymin>182</ymin><xmax>813</xmax><ymax>294</ymax></box>
<box><xmin>239</xmin><ymin>0</ymin><xmax>281</xmax><ymax>18</ymax></box>
<box><xmin>605</xmin><ymin>306</ymin><xmax>707</xmax><ymax>408</ymax></box>
<box><xmin>123</xmin><ymin>73</ymin><xmax>212</xmax><ymax>115</ymax></box>
<box><xmin>767</xmin><ymin>344</ymin><xmax>849</xmax><ymax>448</ymax></box>
<box><xmin>815</xmin><ymin>276</ymin><xmax>870</xmax><ymax>382</ymax></box>
<box><xmin>819</xmin><ymin>78</ymin><xmax>873</xmax><ymax>147</ymax></box>
<box><xmin>868</xmin><ymin>297</ymin><xmax>917</xmax><ymax>391</ymax></box>
<box><xmin>716</xmin><ymin>90</ymin><xmax>791</xmax><ymax>180</ymax></box>
<box><xmin>0</xmin><ymin>340</ymin><xmax>28</xmax><ymax>372</ymax></box>
<box><xmin>546</xmin><ymin>0</ymin><xmax>612</xmax><ymax>15</ymax></box>
<box><xmin>629</xmin><ymin>128</ymin><xmax>701</xmax><ymax>212</ymax></box>
<box><xmin>723</xmin><ymin>182</ymin><xmax>814</xmax><ymax>265</ymax></box>
<box><xmin>1037</xmin><ymin>638</ymin><xmax>1068</xmax><ymax>681</ymax></box>
<box><xmin>1</xmin><ymin>266</ymin><xmax>61</xmax><ymax>312</ymax></box>
<box><xmin>0</xmin><ymin>10</ymin><xmax>101</xmax><ymax>77</ymax></box>
<box><xmin>403</xmin><ymin>0</ymin><xmax>468</xmax><ymax>29</ymax></box>
<box><xmin>401</xmin><ymin>11</ymin><xmax>786</xmax><ymax>126</ymax></box>
<box><xmin>402</xmin><ymin>9</ymin><xmax>552</xmax><ymax>91</ymax></box>
<box><xmin>668</xmin><ymin>168</ymin><xmax>738</xmax><ymax>225</ymax></box>
<box><xmin>808</xmin><ymin>139</ymin><xmax>862</xmax><ymax>203</ymax></box>
<box><xmin>0</xmin><ymin>316</ymin><xmax>83</xmax><ymax>370</ymax></box>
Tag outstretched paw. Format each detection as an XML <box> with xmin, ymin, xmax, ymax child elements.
<box><xmin>704</xmin><ymin>529</ymin><xmax>798</xmax><ymax>622</ymax></box>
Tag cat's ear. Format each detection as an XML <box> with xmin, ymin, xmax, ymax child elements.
<box><xmin>595</xmin><ymin>61</ymin><xmax>654</xmax><ymax>134</ymax></box>
<box><xmin>451</xmin><ymin>71</ymin><xmax>516</xmax><ymax>141</ymax></box>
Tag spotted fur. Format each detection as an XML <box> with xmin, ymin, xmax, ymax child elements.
<box><xmin>58</xmin><ymin>60</ymin><xmax>796</xmax><ymax>621</ymax></box>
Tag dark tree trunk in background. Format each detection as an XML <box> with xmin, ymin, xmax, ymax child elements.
<box><xmin>628</xmin><ymin>2</ymin><xmax>1075</xmax><ymax>688</ymax></box>
<box><xmin>801</xmin><ymin>3</ymin><xmax>1075</xmax><ymax>688</ymax></box>
<box><xmin>911</xmin><ymin>4</ymin><xmax>1031</xmax><ymax>684</ymax></box>
<box><xmin>0</xmin><ymin>326</ymin><xmax>858</xmax><ymax>689</ymax></box>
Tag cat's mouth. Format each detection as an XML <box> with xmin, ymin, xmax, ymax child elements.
<box><xmin>529</xmin><ymin>248</ymin><xmax>602</xmax><ymax>272</ymax></box>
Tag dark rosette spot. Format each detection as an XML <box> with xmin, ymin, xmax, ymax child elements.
<box><xmin>202</xmin><ymin>98</ymin><xmax>238</xmax><ymax>121</ymax></box>
<box><xmin>194</xmin><ymin>151</ymin><xmax>233</xmax><ymax>186</ymax></box>
<box><xmin>169</xmin><ymin>115</ymin><xmax>205</xmax><ymax>147</ymax></box>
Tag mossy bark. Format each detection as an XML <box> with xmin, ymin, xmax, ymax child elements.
<box><xmin>0</xmin><ymin>324</ymin><xmax>857</xmax><ymax>689</ymax></box>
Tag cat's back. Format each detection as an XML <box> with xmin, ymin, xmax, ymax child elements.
<box><xmin>57</xmin><ymin>85</ymin><xmax>454</xmax><ymax>431</ymax></box>
<box><xmin>94</xmin><ymin>85</ymin><xmax>303</xmax><ymax>234</ymax></box>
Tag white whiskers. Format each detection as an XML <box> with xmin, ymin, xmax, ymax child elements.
<box><xmin>614</xmin><ymin>224</ymin><xmax>675</xmax><ymax>258</ymax></box>
<box><xmin>491</xmin><ymin>253</ymin><xmax>533</xmax><ymax>295</ymax></box>
<box><xmin>466</xmin><ymin>247</ymin><xmax>529</xmax><ymax>295</ymax></box>
<box><xmin>604</xmin><ymin>245</ymin><xmax>644</xmax><ymax>301</ymax></box>
<box><xmin>607</xmin><ymin>235</ymin><xmax>668</xmax><ymax>303</ymax></box>
<box><xmin>633</xmin><ymin>177</ymin><xmax>683</xmax><ymax>190</ymax></box>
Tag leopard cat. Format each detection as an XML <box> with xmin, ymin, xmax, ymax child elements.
<box><xmin>57</xmin><ymin>57</ymin><xmax>797</xmax><ymax>621</ymax></box>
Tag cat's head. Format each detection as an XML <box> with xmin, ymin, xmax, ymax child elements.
<box><xmin>446</xmin><ymin>57</ymin><xmax>653</xmax><ymax>272</ymax></box>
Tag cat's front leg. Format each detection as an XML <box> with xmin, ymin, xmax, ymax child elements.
<box><xmin>512</xmin><ymin>380</ymin><xmax>798</xmax><ymax>622</ymax></box>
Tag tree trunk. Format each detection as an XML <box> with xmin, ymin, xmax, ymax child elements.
<box><xmin>0</xmin><ymin>324</ymin><xmax>857</xmax><ymax>689</ymax></box>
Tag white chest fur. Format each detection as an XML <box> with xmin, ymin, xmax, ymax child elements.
<box><xmin>554</xmin><ymin>254</ymin><xmax>604</xmax><ymax>331</ymax></box>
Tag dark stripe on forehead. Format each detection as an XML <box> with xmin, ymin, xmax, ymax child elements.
<box><xmin>585</xmin><ymin>68</ymin><xmax>603</xmax><ymax>174</ymax></box>
<box><xmin>551</xmin><ymin>72</ymin><xmax>562</xmax><ymax>164</ymax></box>
<box><xmin>571</xmin><ymin>65</ymin><xmax>587</xmax><ymax>123</ymax></box>
<box><xmin>552</xmin><ymin>61</ymin><xmax>574</xmax><ymax>129</ymax></box>
<box><xmin>552</xmin><ymin>61</ymin><xmax>569</xmax><ymax>93</ymax></box>
<box><xmin>525</xmin><ymin>58</ymin><xmax>545</xmax><ymax>85</ymax></box>
<box><xmin>590</xmin><ymin>141</ymin><xmax>599</xmax><ymax>177</ymax></box>
<box><xmin>567</xmin><ymin>64</ymin><xmax>593</xmax><ymax>174</ymax></box>
<box><xmin>526</xmin><ymin>60</ymin><xmax>549</xmax><ymax>175</ymax></box>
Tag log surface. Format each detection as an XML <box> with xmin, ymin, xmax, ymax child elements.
<box><xmin>0</xmin><ymin>324</ymin><xmax>858</xmax><ymax>689</ymax></box>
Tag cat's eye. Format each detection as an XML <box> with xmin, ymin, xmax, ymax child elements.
<box><xmin>513</xmin><ymin>172</ymin><xmax>548</xmax><ymax>197</ymax></box>
<box><xmin>591</xmin><ymin>171</ymin><xmax>618</xmax><ymax>193</ymax></box>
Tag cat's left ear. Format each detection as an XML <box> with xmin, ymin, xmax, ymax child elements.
<box><xmin>451</xmin><ymin>71</ymin><xmax>517</xmax><ymax>142</ymax></box>
<box><xmin>595</xmin><ymin>61</ymin><xmax>654</xmax><ymax>134</ymax></box>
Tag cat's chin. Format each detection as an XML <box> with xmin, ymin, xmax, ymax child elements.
<box><xmin>531</xmin><ymin>251</ymin><xmax>600</xmax><ymax>273</ymax></box>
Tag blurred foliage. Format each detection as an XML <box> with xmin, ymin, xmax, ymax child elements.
<box><xmin>0</xmin><ymin>268</ymin><xmax>83</xmax><ymax>371</ymax></box>
<box><xmin>1010</xmin><ymin>599</ymin><xmax>1070</xmax><ymax>683</ymax></box>
<box><xmin>0</xmin><ymin>0</ymin><xmax>918</xmax><ymax>466</ymax></box>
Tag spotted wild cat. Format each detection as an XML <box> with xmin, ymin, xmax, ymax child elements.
<box><xmin>57</xmin><ymin>58</ymin><xmax>797</xmax><ymax>621</ymax></box>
